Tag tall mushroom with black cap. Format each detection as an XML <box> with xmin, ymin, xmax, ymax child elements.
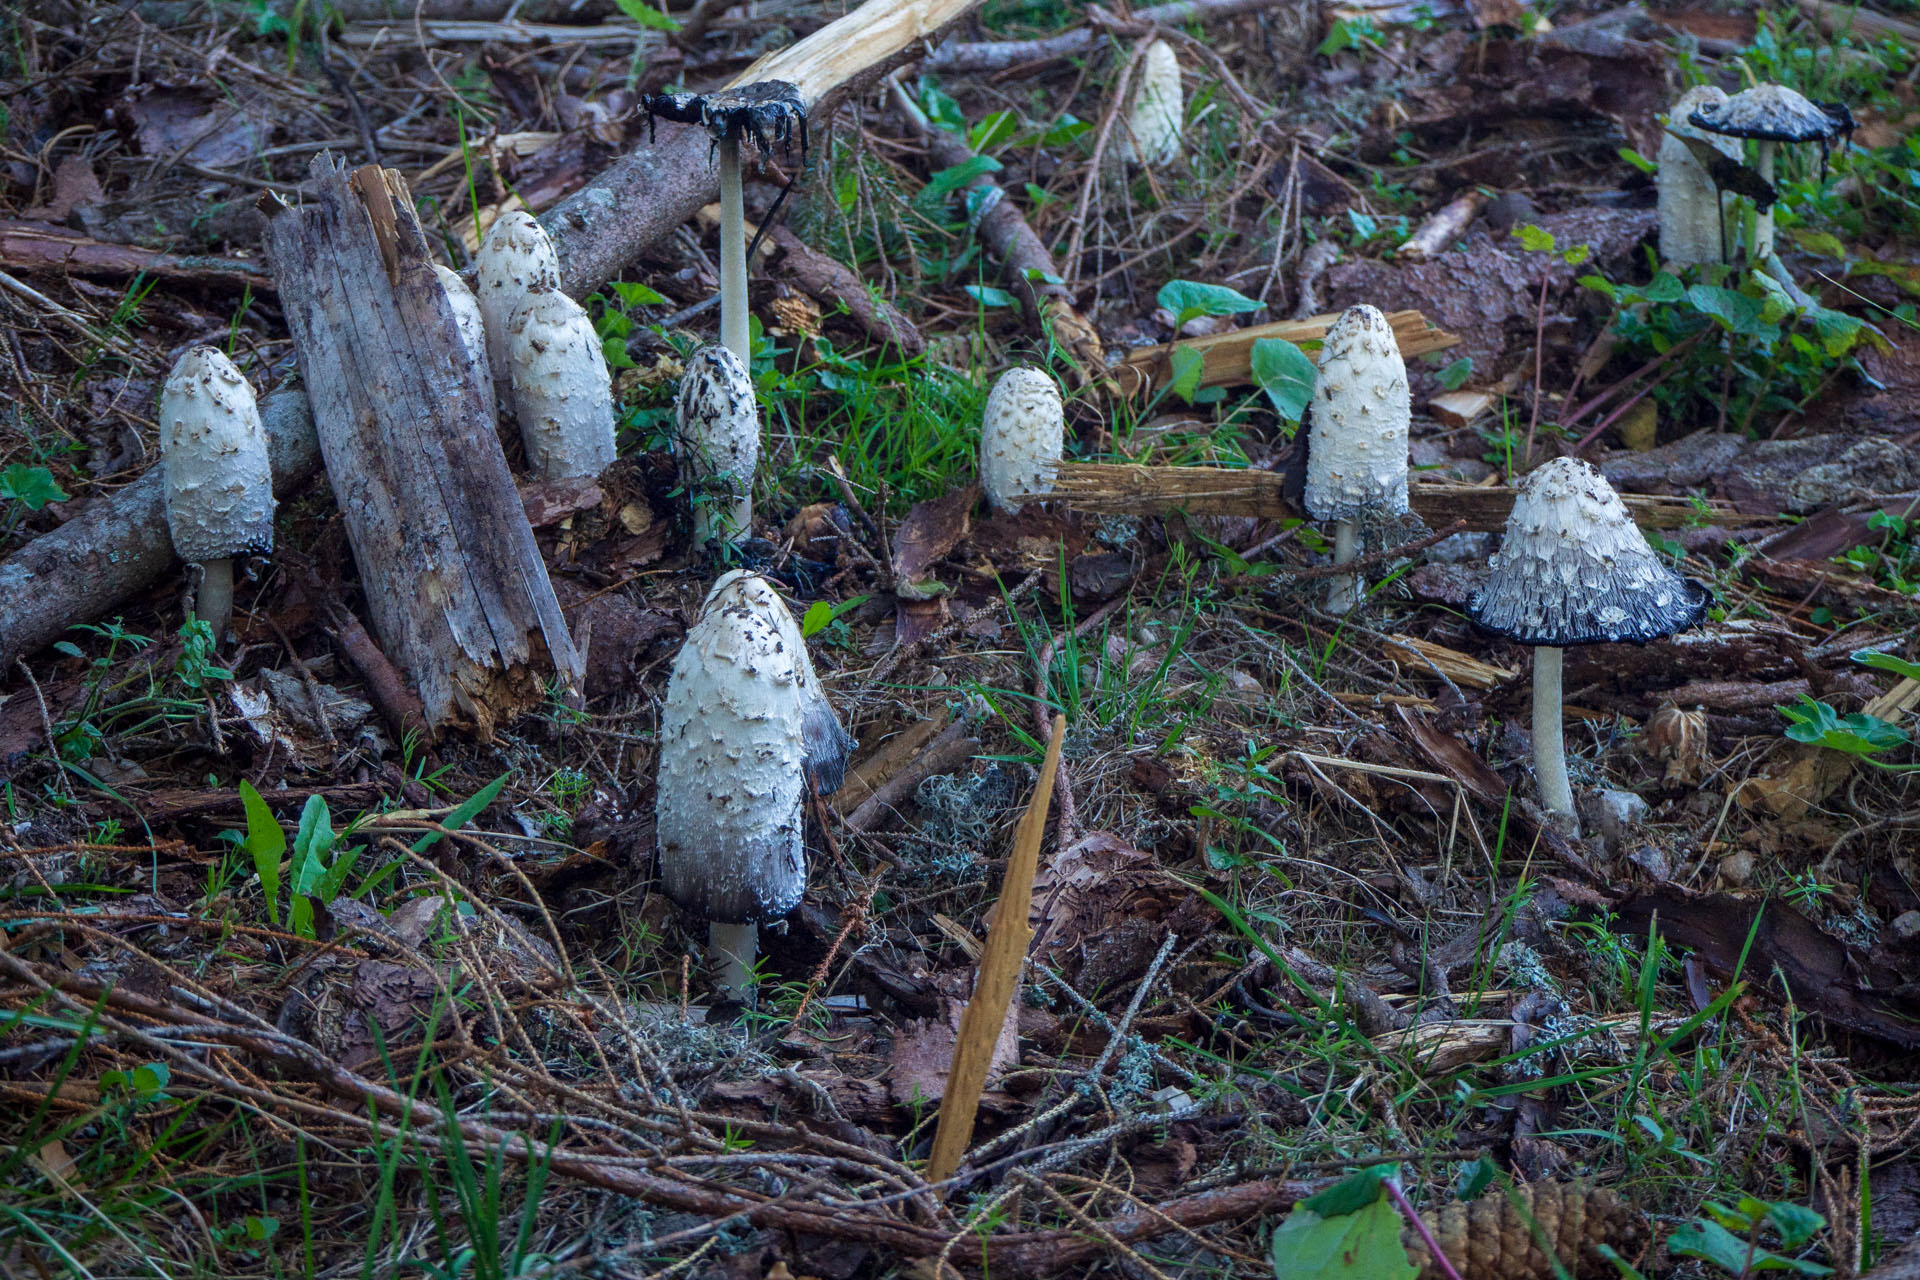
<box><xmin>655</xmin><ymin>570</ymin><xmax>853</xmax><ymax>1000</ymax></box>
<box><xmin>1468</xmin><ymin>457</ymin><xmax>1708</xmax><ymax>833</ymax></box>
<box><xmin>1304</xmin><ymin>304</ymin><xmax>1408</xmax><ymax>614</ymax></box>
<box><xmin>160</xmin><ymin>347</ymin><xmax>275</xmax><ymax>643</ymax></box>
<box><xmin>1688</xmin><ymin>84</ymin><xmax>1850</xmax><ymax>287</ymax></box>
<box><xmin>645</xmin><ymin>82</ymin><xmax>808</xmax><ymax>365</ymax></box>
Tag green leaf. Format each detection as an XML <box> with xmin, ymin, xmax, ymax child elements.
<box><xmin>290</xmin><ymin>794</ymin><xmax>336</xmax><ymax>898</ymax></box>
<box><xmin>968</xmin><ymin>110</ymin><xmax>1019</xmax><ymax>153</ymax></box>
<box><xmin>1767</xmin><ymin>1203</ymin><xmax>1827</xmax><ymax>1251</ymax></box>
<box><xmin>922</xmin><ymin>155</ymin><xmax>1001</xmax><ymax>203</ymax></box>
<box><xmin>239</xmin><ymin>780</ymin><xmax>286</xmax><ymax>926</ymax></box>
<box><xmin>1436</xmin><ymin>356</ymin><xmax>1474</xmax><ymax>391</ymax></box>
<box><xmin>800</xmin><ymin>595</ymin><xmax>869</xmax><ymax>638</ymax></box>
<box><xmin>1687</xmin><ymin>284</ymin><xmax>1769</xmax><ymax>336</ymax></box>
<box><xmin>1036</xmin><ymin>115</ymin><xmax>1091</xmax><ymax>147</ymax></box>
<box><xmin>130</xmin><ymin>1061</ymin><xmax>170</xmax><ymax>1097</ymax></box>
<box><xmin>1619</xmin><ymin>146</ymin><xmax>1656</xmax><ymax>174</ymax></box>
<box><xmin>1669</xmin><ymin>1220</ymin><xmax>1755</xmax><ymax>1274</ymax></box>
<box><xmin>412</xmin><ymin>773</ymin><xmax>509</xmax><ymax>854</ymax></box>
<box><xmin>1270</xmin><ymin>1199</ymin><xmax>1418</xmax><ymax>1280</ymax></box>
<box><xmin>613</xmin><ymin>281</ymin><xmax>668</xmax><ymax>307</ymax></box>
<box><xmin>1787</xmin><ymin>229</ymin><xmax>1848</xmax><ymax>260</ymax></box>
<box><xmin>1249</xmin><ymin>337</ymin><xmax>1317</xmax><ymax>423</ymax></box>
<box><xmin>609</xmin><ymin>0</ymin><xmax>680</xmax><ymax>31</ymax></box>
<box><xmin>1778</xmin><ymin>695</ymin><xmax>1909</xmax><ymax>756</ymax></box>
<box><xmin>1853</xmin><ymin>650</ymin><xmax>1920</xmax><ymax>682</ymax></box>
<box><xmin>0</xmin><ymin>464</ymin><xmax>68</xmax><ymax>510</ymax></box>
<box><xmin>602</xmin><ymin>335</ymin><xmax>636</xmax><ymax>369</ymax></box>
<box><xmin>1167</xmin><ymin>345</ymin><xmax>1206</xmax><ymax>404</ymax></box>
<box><xmin>1156</xmin><ymin>279</ymin><xmax>1263</xmax><ymax>327</ymax></box>
<box><xmin>1512</xmin><ymin>223</ymin><xmax>1558</xmax><ymax>253</ymax></box>
<box><xmin>1642</xmin><ymin>271</ymin><xmax>1686</xmax><ymax>303</ymax></box>
<box><xmin>1301</xmin><ymin>1166</ymin><xmax>1394</xmax><ymax>1218</ymax></box>
<box><xmin>965</xmin><ymin>285</ymin><xmax>1017</xmax><ymax>308</ymax></box>
<box><xmin>918</xmin><ymin>81</ymin><xmax>966</xmax><ymax>135</ymax></box>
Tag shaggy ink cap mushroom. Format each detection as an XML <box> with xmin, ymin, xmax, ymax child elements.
<box><xmin>475</xmin><ymin>211</ymin><xmax>560</xmax><ymax>396</ymax></box>
<box><xmin>1688</xmin><ymin>83</ymin><xmax>1852</xmax><ymax>147</ymax></box>
<box><xmin>1304</xmin><ymin>304</ymin><xmax>1409</xmax><ymax>612</ymax></box>
<box><xmin>1468</xmin><ymin>456</ymin><xmax>1708</xmax><ymax>648</ymax></box>
<box><xmin>979</xmin><ymin>367</ymin><xmax>1064</xmax><ymax>513</ymax></box>
<box><xmin>1117</xmin><ymin>39</ymin><xmax>1184</xmax><ymax>170</ymax></box>
<box><xmin>160</xmin><ymin>346</ymin><xmax>275</xmax><ymax>641</ymax></box>
<box><xmin>1658</xmin><ymin>86</ymin><xmax>1740</xmax><ymax>266</ymax></box>
<box><xmin>507</xmin><ymin>286</ymin><xmax>617</xmax><ymax>481</ymax></box>
<box><xmin>676</xmin><ymin>343</ymin><xmax>760</xmax><ymax>550</ymax></box>
<box><xmin>433</xmin><ymin>264</ymin><xmax>493</xmax><ymax>398</ymax></box>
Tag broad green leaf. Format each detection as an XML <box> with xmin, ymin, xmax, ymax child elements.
<box><xmin>1687</xmin><ymin>284</ymin><xmax>1769</xmax><ymax>337</ymax></box>
<box><xmin>1437</xmin><ymin>356</ymin><xmax>1474</xmax><ymax>391</ymax></box>
<box><xmin>291</xmin><ymin>794</ymin><xmax>336</xmax><ymax>898</ymax></box>
<box><xmin>1512</xmin><ymin>223</ymin><xmax>1558</xmax><ymax>253</ymax></box>
<box><xmin>1853</xmin><ymin>650</ymin><xmax>1920</xmax><ymax>682</ymax></box>
<box><xmin>1668</xmin><ymin>1221</ymin><xmax>1753</xmax><ymax>1274</ymax></box>
<box><xmin>412</xmin><ymin>773</ymin><xmax>510</xmax><ymax>854</ymax></box>
<box><xmin>918</xmin><ymin>81</ymin><xmax>966</xmax><ymax>135</ymax></box>
<box><xmin>1642</xmin><ymin>271</ymin><xmax>1686</xmax><ymax>303</ymax></box>
<box><xmin>801</xmin><ymin>595</ymin><xmax>868</xmax><ymax>638</ymax></box>
<box><xmin>239</xmin><ymin>780</ymin><xmax>286</xmax><ymax>926</ymax></box>
<box><xmin>610</xmin><ymin>0</ymin><xmax>680</xmax><ymax>31</ymax></box>
<box><xmin>602</xmin><ymin>335</ymin><xmax>636</xmax><ymax>370</ymax></box>
<box><xmin>1156</xmin><ymin>279</ymin><xmax>1263</xmax><ymax>327</ymax></box>
<box><xmin>1167</xmin><ymin>345</ymin><xmax>1206</xmax><ymax>403</ymax></box>
<box><xmin>1778</xmin><ymin>695</ymin><xmax>1909</xmax><ymax>756</ymax></box>
<box><xmin>1037</xmin><ymin>115</ymin><xmax>1091</xmax><ymax>147</ymax></box>
<box><xmin>0</xmin><ymin>464</ymin><xmax>68</xmax><ymax>510</ymax></box>
<box><xmin>1270</xmin><ymin>1199</ymin><xmax>1418</xmax><ymax>1280</ymax></box>
<box><xmin>1300</xmin><ymin>1165</ymin><xmax>1393</xmax><ymax>1217</ymax></box>
<box><xmin>968</xmin><ymin>110</ymin><xmax>1019</xmax><ymax>153</ymax></box>
<box><xmin>1249</xmin><ymin>337</ymin><xmax>1317</xmax><ymax>423</ymax></box>
<box><xmin>1767</xmin><ymin>1202</ymin><xmax>1827</xmax><ymax>1250</ymax></box>
<box><xmin>965</xmin><ymin>285</ymin><xmax>1017</xmax><ymax>308</ymax></box>
<box><xmin>922</xmin><ymin>156</ymin><xmax>1001</xmax><ymax>203</ymax></box>
<box><xmin>130</xmin><ymin>1061</ymin><xmax>170</xmax><ymax>1097</ymax></box>
<box><xmin>613</xmin><ymin>281</ymin><xmax>668</xmax><ymax>307</ymax></box>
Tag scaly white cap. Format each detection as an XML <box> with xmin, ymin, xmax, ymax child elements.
<box><xmin>475</xmin><ymin>211</ymin><xmax>560</xmax><ymax>389</ymax></box>
<box><xmin>656</xmin><ymin>571</ymin><xmax>813</xmax><ymax>924</ymax></box>
<box><xmin>1304</xmin><ymin>304</ymin><xmax>1410</xmax><ymax>524</ymax></box>
<box><xmin>980</xmin><ymin>367</ymin><xmax>1063</xmax><ymax>513</ymax></box>
<box><xmin>1117</xmin><ymin>39</ymin><xmax>1183</xmax><ymax>169</ymax></box>
<box><xmin>675</xmin><ymin>344</ymin><xmax>759</xmax><ymax>546</ymax></box>
<box><xmin>434</xmin><ymin>264</ymin><xmax>493</xmax><ymax>396</ymax></box>
<box><xmin>160</xmin><ymin>347</ymin><xmax>275</xmax><ymax>563</ymax></box>
<box><xmin>1468</xmin><ymin>456</ymin><xmax>1708</xmax><ymax>646</ymax></box>
<box><xmin>507</xmin><ymin>287</ymin><xmax>617</xmax><ymax>480</ymax></box>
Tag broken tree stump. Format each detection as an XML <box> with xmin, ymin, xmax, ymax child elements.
<box><xmin>265</xmin><ymin>156</ymin><xmax>582</xmax><ymax>738</ymax></box>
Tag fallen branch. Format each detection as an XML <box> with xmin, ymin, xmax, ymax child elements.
<box><xmin>768</xmin><ymin>225</ymin><xmax>926</xmax><ymax>357</ymax></box>
<box><xmin>0</xmin><ymin>220</ymin><xmax>271</xmax><ymax>290</ymax></box>
<box><xmin>1115</xmin><ymin>309</ymin><xmax>1458</xmax><ymax>397</ymax></box>
<box><xmin>922</xmin><ymin>0</ymin><xmax>1292</xmax><ymax>73</ymax></box>
<box><xmin>1052</xmin><ymin>463</ymin><xmax>1763</xmax><ymax>531</ymax></box>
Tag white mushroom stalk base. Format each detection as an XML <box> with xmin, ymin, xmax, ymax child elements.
<box><xmin>1327</xmin><ymin>520</ymin><xmax>1360</xmax><ymax>615</ymax></box>
<box><xmin>719</xmin><ymin>137</ymin><xmax>750</xmax><ymax>366</ymax></box>
<box><xmin>196</xmin><ymin>557</ymin><xmax>235</xmax><ymax>644</ymax></box>
<box><xmin>1532</xmin><ymin>646</ymin><xmax>1579</xmax><ymax>835</ymax></box>
<box><xmin>709</xmin><ymin>921</ymin><xmax>759</xmax><ymax>1002</ymax></box>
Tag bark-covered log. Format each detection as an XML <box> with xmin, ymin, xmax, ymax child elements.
<box><xmin>0</xmin><ymin>391</ymin><xmax>319</xmax><ymax>672</ymax></box>
<box><xmin>265</xmin><ymin>159</ymin><xmax>582</xmax><ymax>738</ymax></box>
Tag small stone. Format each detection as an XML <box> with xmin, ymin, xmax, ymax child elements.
<box><xmin>1892</xmin><ymin>910</ymin><xmax>1920</xmax><ymax>942</ymax></box>
<box><xmin>1718</xmin><ymin>848</ymin><xmax>1755</xmax><ymax>887</ymax></box>
<box><xmin>1592</xmin><ymin>788</ymin><xmax>1650</xmax><ymax>852</ymax></box>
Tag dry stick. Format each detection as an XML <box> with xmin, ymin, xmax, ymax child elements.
<box><xmin>925</xmin><ymin>714</ymin><xmax>1066</xmax><ymax>1186</ymax></box>
<box><xmin>922</xmin><ymin>0</ymin><xmax>1292</xmax><ymax>73</ymax></box>
<box><xmin>1062</xmin><ymin>38</ymin><xmax>1152</xmax><ymax>289</ymax></box>
<box><xmin>1559</xmin><ymin>327</ymin><xmax>1709</xmax><ymax>436</ymax></box>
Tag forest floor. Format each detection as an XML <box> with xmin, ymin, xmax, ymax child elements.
<box><xmin>2</xmin><ymin>0</ymin><xmax>1920</xmax><ymax>1276</ymax></box>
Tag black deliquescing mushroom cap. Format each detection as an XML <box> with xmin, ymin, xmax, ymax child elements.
<box><xmin>1467</xmin><ymin>457</ymin><xmax>1711</xmax><ymax>648</ymax></box>
<box><xmin>642</xmin><ymin>80</ymin><xmax>810</xmax><ymax>165</ymax></box>
<box><xmin>1688</xmin><ymin>83</ymin><xmax>1852</xmax><ymax>144</ymax></box>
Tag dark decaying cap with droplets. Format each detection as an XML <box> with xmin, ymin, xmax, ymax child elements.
<box><xmin>1468</xmin><ymin>457</ymin><xmax>1710</xmax><ymax>648</ymax></box>
<box><xmin>1688</xmin><ymin>83</ymin><xmax>1851</xmax><ymax>143</ymax></box>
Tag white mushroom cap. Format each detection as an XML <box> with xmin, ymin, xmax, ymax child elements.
<box><xmin>754</xmin><ymin>571</ymin><xmax>856</xmax><ymax>795</ymax></box>
<box><xmin>1304</xmin><ymin>304</ymin><xmax>1410</xmax><ymax>523</ymax></box>
<box><xmin>1116</xmin><ymin>39</ymin><xmax>1184</xmax><ymax>169</ymax></box>
<box><xmin>1468</xmin><ymin>456</ymin><xmax>1708</xmax><ymax>647</ymax></box>
<box><xmin>507</xmin><ymin>286</ymin><xmax>617</xmax><ymax>480</ymax></box>
<box><xmin>675</xmin><ymin>344</ymin><xmax>759</xmax><ymax>546</ymax></box>
<box><xmin>655</xmin><ymin>571</ymin><xmax>812</xmax><ymax>924</ymax></box>
<box><xmin>160</xmin><ymin>347</ymin><xmax>275</xmax><ymax>563</ymax></box>
<box><xmin>434</xmin><ymin>264</ymin><xmax>494</xmax><ymax>397</ymax></box>
<box><xmin>1658</xmin><ymin>86</ymin><xmax>1740</xmax><ymax>266</ymax></box>
<box><xmin>1689</xmin><ymin>83</ymin><xmax>1849</xmax><ymax>143</ymax></box>
<box><xmin>980</xmin><ymin>367</ymin><xmax>1063</xmax><ymax>513</ymax></box>
<box><xmin>475</xmin><ymin>211</ymin><xmax>560</xmax><ymax>387</ymax></box>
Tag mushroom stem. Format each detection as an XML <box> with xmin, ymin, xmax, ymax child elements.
<box><xmin>196</xmin><ymin>557</ymin><xmax>235</xmax><ymax>643</ymax></box>
<box><xmin>718</xmin><ymin>135</ymin><xmax>750</xmax><ymax>366</ymax></box>
<box><xmin>1753</xmin><ymin>141</ymin><xmax>1777</xmax><ymax>265</ymax></box>
<box><xmin>1327</xmin><ymin>519</ymin><xmax>1360</xmax><ymax>614</ymax></box>
<box><xmin>1532</xmin><ymin>646</ymin><xmax>1579</xmax><ymax>834</ymax></box>
<box><xmin>708</xmin><ymin>920</ymin><xmax>758</xmax><ymax>1001</ymax></box>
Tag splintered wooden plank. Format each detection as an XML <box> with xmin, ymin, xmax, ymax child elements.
<box><xmin>265</xmin><ymin>156</ymin><xmax>582</xmax><ymax>738</ymax></box>
<box><xmin>1051</xmin><ymin>463</ymin><xmax>1756</xmax><ymax>531</ymax></box>
<box><xmin>1113</xmin><ymin>309</ymin><xmax>1460</xmax><ymax>397</ymax></box>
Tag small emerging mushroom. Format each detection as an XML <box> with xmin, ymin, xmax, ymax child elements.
<box><xmin>433</xmin><ymin>264</ymin><xmax>494</xmax><ymax>409</ymax></box>
<box><xmin>675</xmin><ymin>343</ymin><xmax>760</xmax><ymax>550</ymax></box>
<box><xmin>1689</xmin><ymin>84</ymin><xmax>1851</xmax><ymax>295</ymax></box>
<box><xmin>655</xmin><ymin>571</ymin><xmax>854</xmax><ymax>999</ymax></box>
<box><xmin>1116</xmin><ymin>39</ymin><xmax>1184</xmax><ymax>169</ymax></box>
<box><xmin>1468</xmin><ymin>457</ymin><xmax>1708</xmax><ymax>833</ymax></box>
<box><xmin>979</xmin><ymin>367</ymin><xmax>1063</xmax><ymax>513</ymax></box>
<box><xmin>160</xmin><ymin>347</ymin><xmax>276</xmax><ymax>643</ymax></box>
<box><xmin>1657</xmin><ymin>86</ymin><xmax>1739</xmax><ymax>266</ymax></box>
<box><xmin>475</xmin><ymin>211</ymin><xmax>561</xmax><ymax>403</ymax></box>
<box><xmin>507</xmin><ymin>286</ymin><xmax>617</xmax><ymax>480</ymax></box>
<box><xmin>1304</xmin><ymin>304</ymin><xmax>1409</xmax><ymax>614</ymax></box>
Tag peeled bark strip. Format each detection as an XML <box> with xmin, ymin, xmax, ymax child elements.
<box><xmin>0</xmin><ymin>391</ymin><xmax>318</xmax><ymax>673</ymax></box>
<box><xmin>265</xmin><ymin>157</ymin><xmax>582</xmax><ymax>737</ymax></box>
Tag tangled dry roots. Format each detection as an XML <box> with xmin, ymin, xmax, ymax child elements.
<box><xmin>1406</xmin><ymin>1181</ymin><xmax>1647</xmax><ymax>1280</ymax></box>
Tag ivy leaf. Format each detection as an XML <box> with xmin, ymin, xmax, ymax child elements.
<box><xmin>1270</xmin><ymin>1198</ymin><xmax>1418</xmax><ymax>1280</ymax></box>
<box><xmin>0</xmin><ymin>464</ymin><xmax>68</xmax><ymax>510</ymax></box>
<box><xmin>1249</xmin><ymin>337</ymin><xmax>1317</xmax><ymax>423</ymax></box>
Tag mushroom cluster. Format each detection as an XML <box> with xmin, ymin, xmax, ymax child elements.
<box><xmin>654</xmin><ymin>571</ymin><xmax>852</xmax><ymax>998</ymax></box>
<box><xmin>1469</xmin><ymin>457</ymin><xmax>1708</xmax><ymax>832</ymax></box>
